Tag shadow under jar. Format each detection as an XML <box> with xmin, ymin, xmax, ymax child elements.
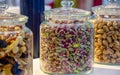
<box><xmin>92</xmin><ymin>0</ymin><xmax>120</xmax><ymax>64</ymax></box>
<box><xmin>0</xmin><ymin>13</ymin><xmax>33</xmax><ymax>75</ymax></box>
<box><xmin>40</xmin><ymin>0</ymin><xmax>94</xmax><ymax>74</ymax></box>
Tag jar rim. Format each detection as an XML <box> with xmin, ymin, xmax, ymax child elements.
<box><xmin>0</xmin><ymin>12</ymin><xmax>28</xmax><ymax>26</ymax></box>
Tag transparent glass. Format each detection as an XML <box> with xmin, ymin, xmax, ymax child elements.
<box><xmin>0</xmin><ymin>24</ymin><xmax>33</xmax><ymax>75</ymax></box>
<box><xmin>0</xmin><ymin>0</ymin><xmax>33</xmax><ymax>75</ymax></box>
<box><xmin>40</xmin><ymin>0</ymin><xmax>94</xmax><ymax>74</ymax></box>
<box><xmin>40</xmin><ymin>19</ymin><xmax>94</xmax><ymax>74</ymax></box>
<box><xmin>93</xmin><ymin>16</ymin><xmax>120</xmax><ymax>64</ymax></box>
<box><xmin>92</xmin><ymin>0</ymin><xmax>120</xmax><ymax>64</ymax></box>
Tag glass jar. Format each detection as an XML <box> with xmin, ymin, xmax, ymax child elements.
<box><xmin>0</xmin><ymin>0</ymin><xmax>33</xmax><ymax>75</ymax></box>
<box><xmin>40</xmin><ymin>0</ymin><xmax>94</xmax><ymax>74</ymax></box>
<box><xmin>92</xmin><ymin>0</ymin><xmax>120</xmax><ymax>64</ymax></box>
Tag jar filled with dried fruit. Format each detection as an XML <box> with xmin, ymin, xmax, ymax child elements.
<box><xmin>92</xmin><ymin>0</ymin><xmax>120</xmax><ymax>64</ymax></box>
<box><xmin>0</xmin><ymin>0</ymin><xmax>33</xmax><ymax>75</ymax></box>
<box><xmin>40</xmin><ymin>0</ymin><xmax>94</xmax><ymax>74</ymax></box>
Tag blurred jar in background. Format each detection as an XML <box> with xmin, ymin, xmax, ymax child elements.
<box><xmin>103</xmin><ymin>0</ymin><xmax>120</xmax><ymax>4</ymax></box>
<box><xmin>78</xmin><ymin>0</ymin><xmax>102</xmax><ymax>10</ymax></box>
<box><xmin>54</xmin><ymin>0</ymin><xmax>78</xmax><ymax>8</ymax></box>
<box><xmin>53</xmin><ymin>0</ymin><xmax>102</xmax><ymax>10</ymax></box>
<box><xmin>6</xmin><ymin>0</ymin><xmax>20</xmax><ymax>14</ymax></box>
<box><xmin>45</xmin><ymin>0</ymin><xmax>54</xmax><ymax>8</ymax></box>
<box><xmin>7</xmin><ymin>0</ymin><xmax>20</xmax><ymax>6</ymax></box>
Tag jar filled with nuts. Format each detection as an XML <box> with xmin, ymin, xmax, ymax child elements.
<box><xmin>0</xmin><ymin>0</ymin><xmax>33</xmax><ymax>75</ymax></box>
<box><xmin>92</xmin><ymin>0</ymin><xmax>120</xmax><ymax>64</ymax></box>
<box><xmin>40</xmin><ymin>0</ymin><xmax>94</xmax><ymax>74</ymax></box>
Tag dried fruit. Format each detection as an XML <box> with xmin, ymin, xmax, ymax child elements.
<box><xmin>0</xmin><ymin>25</ymin><xmax>33</xmax><ymax>75</ymax></box>
<box><xmin>0</xmin><ymin>40</ymin><xmax>8</xmax><ymax>48</ymax></box>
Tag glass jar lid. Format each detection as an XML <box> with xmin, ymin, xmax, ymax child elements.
<box><xmin>92</xmin><ymin>0</ymin><xmax>120</xmax><ymax>15</ymax></box>
<box><xmin>45</xmin><ymin>0</ymin><xmax>90</xmax><ymax>23</ymax></box>
<box><xmin>0</xmin><ymin>0</ymin><xmax>28</xmax><ymax>25</ymax></box>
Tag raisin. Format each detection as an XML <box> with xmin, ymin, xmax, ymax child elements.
<box><xmin>14</xmin><ymin>69</ymin><xmax>22</xmax><ymax>75</ymax></box>
<box><xmin>0</xmin><ymin>56</ymin><xmax>15</xmax><ymax>65</ymax></box>
<box><xmin>0</xmin><ymin>58</ymin><xmax>9</xmax><ymax>65</ymax></box>
<box><xmin>0</xmin><ymin>40</ymin><xmax>8</xmax><ymax>48</ymax></box>
<box><xmin>11</xmin><ymin>61</ymin><xmax>19</xmax><ymax>74</ymax></box>
<box><xmin>20</xmin><ymin>53</ymin><xmax>28</xmax><ymax>58</ymax></box>
<box><xmin>6</xmin><ymin>56</ymin><xmax>15</xmax><ymax>64</ymax></box>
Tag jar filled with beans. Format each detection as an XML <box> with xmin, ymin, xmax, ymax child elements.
<box><xmin>0</xmin><ymin>0</ymin><xmax>33</xmax><ymax>75</ymax></box>
<box><xmin>40</xmin><ymin>0</ymin><xmax>94</xmax><ymax>74</ymax></box>
<box><xmin>92</xmin><ymin>0</ymin><xmax>120</xmax><ymax>64</ymax></box>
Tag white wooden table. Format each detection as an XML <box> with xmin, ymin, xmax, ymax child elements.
<box><xmin>33</xmin><ymin>58</ymin><xmax>120</xmax><ymax>75</ymax></box>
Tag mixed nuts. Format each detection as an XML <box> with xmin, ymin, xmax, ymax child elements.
<box><xmin>0</xmin><ymin>25</ymin><xmax>33</xmax><ymax>75</ymax></box>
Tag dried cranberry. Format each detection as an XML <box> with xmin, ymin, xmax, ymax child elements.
<box><xmin>59</xmin><ymin>30</ymin><xmax>65</xmax><ymax>34</ymax></box>
<box><xmin>69</xmin><ymin>30</ymin><xmax>75</xmax><ymax>35</ymax></box>
<box><xmin>57</xmin><ymin>28</ymin><xmax>62</xmax><ymax>32</ymax></box>
<box><xmin>81</xmin><ymin>50</ymin><xmax>87</xmax><ymax>55</ymax></box>
<box><xmin>66</xmin><ymin>39</ymin><xmax>71</xmax><ymax>43</ymax></box>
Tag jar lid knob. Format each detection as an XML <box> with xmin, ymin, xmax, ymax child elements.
<box><xmin>61</xmin><ymin>0</ymin><xmax>74</xmax><ymax>8</ymax></box>
<box><xmin>0</xmin><ymin>0</ymin><xmax>8</xmax><ymax>13</ymax></box>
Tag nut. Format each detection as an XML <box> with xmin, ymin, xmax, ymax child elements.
<box><xmin>102</xmin><ymin>40</ymin><xmax>108</xmax><ymax>46</ymax></box>
<box><xmin>20</xmin><ymin>46</ymin><xmax>27</xmax><ymax>53</ymax></box>
<box><xmin>103</xmin><ymin>26</ymin><xmax>109</xmax><ymax>32</ymax></box>
<box><xmin>112</xmin><ymin>34</ymin><xmax>117</xmax><ymax>40</ymax></box>
<box><xmin>102</xmin><ymin>33</ymin><xmax>107</xmax><ymax>39</ymax></box>
<box><xmin>97</xmin><ymin>29</ymin><xmax>104</xmax><ymax>34</ymax></box>
<box><xmin>0</xmin><ymin>51</ymin><xmax>6</xmax><ymax>58</ymax></box>
<box><xmin>95</xmin><ymin>34</ymin><xmax>102</xmax><ymax>38</ymax></box>
<box><xmin>116</xmin><ymin>51</ymin><xmax>120</xmax><ymax>57</ymax></box>
<box><xmin>95</xmin><ymin>49</ymin><xmax>102</xmax><ymax>55</ymax></box>
<box><xmin>112</xmin><ymin>54</ymin><xmax>117</xmax><ymax>58</ymax></box>
<box><xmin>12</xmin><ymin>46</ymin><xmax>19</xmax><ymax>54</ymax></box>
<box><xmin>116</xmin><ymin>58</ymin><xmax>120</xmax><ymax>63</ymax></box>
<box><xmin>97</xmin><ymin>39</ymin><xmax>102</xmax><ymax>45</ymax></box>
<box><xmin>107</xmin><ymin>21</ymin><xmax>113</xmax><ymax>26</ymax></box>
<box><xmin>94</xmin><ymin>19</ymin><xmax>120</xmax><ymax>64</ymax></box>
<box><xmin>107</xmin><ymin>37</ymin><xmax>112</xmax><ymax>43</ymax></box>
<box><xmin>111</xmin><ymin>59</ymin><xmax>116</xmax><ymax>63</ymax></box>
<box><xmin>97</xmin><ymin>24</ymin><xmax>103</xmax><ymax>29</ymax></box>
<box><xmin>109</xmin><ymin>26</ymin><xmax>114</xmax><ymax>31</ymax></box>
<box><xmin>107</xmin><ymin>31</ymin><xmax>114</xmax><ymax>36</ymax></box>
